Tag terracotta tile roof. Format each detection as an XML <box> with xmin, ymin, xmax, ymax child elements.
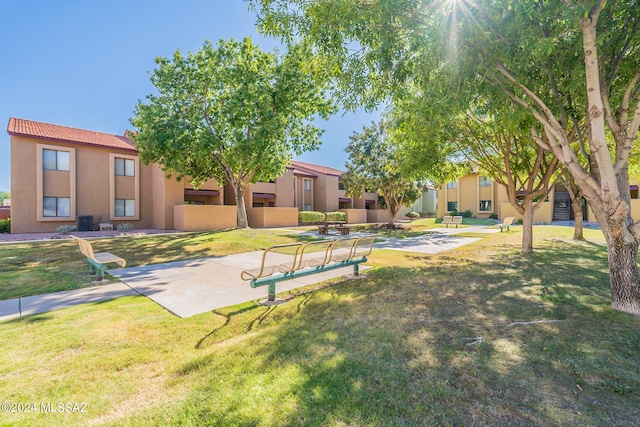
<box><xmin>7</xmin><ymin>117</ymin><xmax>137</xmax><ymax>152</ymax></box>
<box><xmin>290</xmin><ymin>160</ymin><xmax>344</xmax><ymax>177</ymax></box>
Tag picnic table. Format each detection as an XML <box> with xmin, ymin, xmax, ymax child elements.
<box><xmin>318</xmin><ymin>221</ymin><xmax>350</xmax><ymax>235</ymax></box>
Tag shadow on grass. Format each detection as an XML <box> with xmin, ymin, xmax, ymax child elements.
<box><xmin>152</xmin><ymin>239</ymin><xmax>640</xmax><ymax>426</ymax></box>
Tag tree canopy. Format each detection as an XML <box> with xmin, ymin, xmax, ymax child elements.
<box><xmin>341</xmin><ymin>121</ymin><xmax>421</xmax><ymax>225</ymax></box>
<box><xmin>255</xmin><ymin>0</ymin><xmax>640</xmax><ymax>313</ymax></box>
<box><xmin>131</xmin><ymin>37</ymin><xmax>335</xmax><ymax>227</ymax></box>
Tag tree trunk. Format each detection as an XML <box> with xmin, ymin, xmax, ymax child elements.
<box><xmin>387</xmin><ymin>208</ymin><xmax>398</xmax><ymax>226</ymax></box>
<box><xmin>233</xmin><ymin>184</ymin><xmax>249</xmax><ymax>229</ymax></box>
<box><xmin>606</xmin><ymin>232</ymin><xmax>640</xmax><ymax>315</ymax></box>
<box><xmin>570</xmin><ymin>199</ymin><xmax>585</xmax><ymax>241</ymax></box>
<box><xmin>521</xmin><ymin>198</ymin><xmax>534</xmax><ymax>255</ymax></box>
<box><xmin>565</xmin><ymin>177</ymin><xmax>585</xmax><ymax>241</ymax></box>
<box><xmin>386</xmin><ymin>194</ymin><xmax>399</xmax><ymax>226</ymax></box>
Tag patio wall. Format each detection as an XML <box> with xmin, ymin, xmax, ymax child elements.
<box><xmin>500</xmin><ymin>202</ymin><xmax>553</xmax><ymax>223</ymax></box>
<box><xmin>248</xmin><ymin>207</ymin><xmax>298</xmax><ymax>228</ymax></box>
<box><xmin>339</xmin><ymin>209</ymin><xmax>367</xmax><ymax>224</ymax></box>
<box><xmin>173</xmin><ymin>205</ymin><xmax>237</xmax><ymax>231</ymax></box>
<box><xmin>366</xmin><ymin>207</ymin><xmax>410</xmax><ymax>223</ymax></box>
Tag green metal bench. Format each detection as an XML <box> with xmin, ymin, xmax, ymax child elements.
<box><xmin>71</xmin><ymin>235</ymin><xmax>126</xmax><ymax>280</ymax></box>
<box><xmin>241</xmin><ymin>235</ymin><xmax>377</xmax><ymax>302</ymax></box>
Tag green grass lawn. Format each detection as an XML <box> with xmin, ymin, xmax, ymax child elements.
<box><xmin>1</xmin><ymin>225</ymin><xmax>639</xmax><ymax>426</ymax></box>
<box><xmin>0</xmin><ymin>229</ymin><xmax>319</xmax><ymax>300</ymax></box>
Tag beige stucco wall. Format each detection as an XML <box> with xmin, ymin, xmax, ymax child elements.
<box><xmin>500</xmin><ymin>201</ymin><xmax>553</xmax><ymax>223</ymax></box>
<box><xmin>11</xmin><ymin>137</ymin><xmax>39</xmax><ymax>233</ymax></box>
<box><xmin>366</xmin><ymin>208</ymin><xmax>408</xmax><ymax>223</ymax></box>
<box><xmin>151</xmin><ymin>166</ymin><xmax>184</xmax><ymax>230</ymax></box>
<box><xmin>438</xmin><ymin>175</ymin><xmax>500</xmax><ymax>218</ymax></box>
<box><xmin>10</xmin><ymin>135</ymin><xmax>152</xmax><ymax>233</ymax></box>
<box><xmin>296</xmin><ymin>176</ymin><xmax>315</xmax><ymax>210</ymax></box>
<box><xmin>173</xmin><ymin>205</ymin><xmax>237</xmax><ymax>231</ymax></box>
<box><xmin>352</xmin><ymin>191</ymin><xmax>378</xmax><ymax>210</ymax></box>
<box><xmin>367</xmin><ymin>209</ymin><xmax>391</xmax><ymax>223</ymax></box>
<box><xmin>313</xmin><ymin>174</ymin><xmax>341</xmax><ymax>212</ymax></box>
<box><xmin>275</xmin><ymin>170</ymin><xmax>295</xmax><ymax>207</ymax></box>
<box><xmin>458</xmin><ymin>175</ymin><xmax>479</xmax><ymax>214</ymax></box>
<box><xmin>339</xmin><ymin>209</ymin><xmax>367</xmax><ymax>224</ymax></box>
<box><xmin>248</xmin><ymin>207</ymin><xmax>298</xmax><ymax>228</ymax></box>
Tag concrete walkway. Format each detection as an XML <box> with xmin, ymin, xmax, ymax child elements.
<box><xmin>0</xmin><ymin>225</ymin><xmax>499</xmax><ymax>321</ymax></box>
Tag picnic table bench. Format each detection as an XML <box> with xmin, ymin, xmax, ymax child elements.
<box><xmin>442</xmin><ymin>215</ymin><xmax>463</xmax><ymax>228</ymax></box>
<box><xmin>241</xmin><ymin>235</ymin><xmax>377</xmax><ymax>302</ymax></box>
<box><xmin>71</xmin><ymin>235</ymin><xmax>126</xmax><ymax>280</ymax></box>
<box><xmin>318</xmin><ymin>220</ymin><xmax>350</xmax><ymax>235</ymax></box>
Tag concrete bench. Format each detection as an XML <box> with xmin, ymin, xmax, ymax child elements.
<box><xmin>442</xmin><ymin>215</ymin><xmax>463</xmax><ymax>228</ymax></box>
<box><xmin>241</xmin><ymin>235</ymin><xmax>377</xmax><ymax>302</ymax></box>
<box><xmin>500</xmin><ymin>216</ymin><xmax>516</xmax><ymax>232</ymax></box>
<box><xmin>71</xmin><ymin>235</ymin><xmax>126</xmax><ymax>280</ymax></box>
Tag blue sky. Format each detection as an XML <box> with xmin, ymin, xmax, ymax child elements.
<box><xmin>0</xmin><ymin>0</ymin><xmax>380</xmax><ymax>192</ymax></box>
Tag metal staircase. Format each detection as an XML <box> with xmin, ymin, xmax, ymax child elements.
<box><xmin>553</xmin><ymin>192</ymin><xmax>571</xmax><ymax>221</ymax></box>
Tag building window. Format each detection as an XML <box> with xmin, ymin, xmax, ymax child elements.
<box><xmin>43</xmin><ymin>197</ymin><xmax>70</xmax><ymax>217</ymax></box>
<box><xmin>115</xmin><ymin>199</ymin><xmax>135</xmax><ymax>217</ymax></box>
<box><xmin>253</xmin><ymin>202</ymin><xmax>264</xmax><ymax>208</ymax></box>
<box><xmin>303</xmin><ymin>179</ymin><xmax>312</xmax><ymax>191</ymax></box>
<box><xmin>479</xmin><ymin>200</ymin><xmax>492</xmax><ymax>211</ymax></box>
<box><xmin>447</xmin><ymin>201</ymin><xmax>458</xmax><ymax>212</ymax></box>
<box><xmin>43</xmin><ymin>149</ymin><xmax>70</xmax><ymax>171</ymax></box>
<box><xmin>115</xmin><ymin>158</ymin><xmax>135</xmax><ymax>176</ymax></box>
<box><xmin>447</xmin><ymin>181</ymin><xmax>458</xmax><ymax>189</ymax></box>
<box><xmin>304</xmin><ymin>204</ymin><xmax>312</xmax><ymax>211</ymax></box>
<box><xmin>479</xmin><ymin>176</ymin><xmax>492</xmax><ymax>187</ymax></box>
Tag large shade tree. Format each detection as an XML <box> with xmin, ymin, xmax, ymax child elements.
<box><xmin>254</xmin><ymin>0</ymin><xmax>640</xmax><ymax>314</ymax></box>
<box><xmin>452</xmin><ymin>105</ymin><xmax>560</xmax><ymax>254</ymax></box>
<box><xmin>341</xmin><ymin>121</ymin><xmax>421</xmax><ymax>226</ymax></box>
<box><xmin>131</xmin><ymin>38</ymin><xmax>334</xmax><ymax>228</ymax></box>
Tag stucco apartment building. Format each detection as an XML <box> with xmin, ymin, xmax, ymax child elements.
<box><xmin>438</xmin><ymin>173</ymin><xmax>640</xmax><ymax>223</ymax></box>
<box><xmin>7</xmin><ymin>118</ymin><xmax>386</xmax><ymax>234</ymax></box>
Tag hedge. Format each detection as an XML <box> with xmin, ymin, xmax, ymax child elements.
<box><xmin>324</xmin><ymin>211</ymin><xmax>347</xmax><ymax>222</ymax></box>
<box><xmin>298</xmin><ymin>211</ymin><xmax>325</xmax><ymax>224</ymax></box>
<box><xmin>0</xmin><ymin>218</ymin><xmax>10</xmax><ymax>233</ymax></box>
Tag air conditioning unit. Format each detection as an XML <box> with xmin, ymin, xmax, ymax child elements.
<box><xmin>76</xmin><ymin>215</ymin><xmax>93</xmax><ymax>231</ymax></box>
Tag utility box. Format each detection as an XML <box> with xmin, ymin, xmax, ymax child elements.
<box><xmin>76</xmin><ymin>215</ymin><xmax>93</xmax><ymax>231</ymax></box>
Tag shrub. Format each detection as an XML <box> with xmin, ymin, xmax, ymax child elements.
<box><xmin>0</xmin><ymin>218</ymin><xmax>10</xmax><ymax>233</ymax></box>
<box><xmin>405</xmin><ymin>211</ymin><xmax>420</xmax><ymax>218</ymax></box>
<box><xmin>489</xmin><ymin>213</ymin><xmax>499</xmax><ymax>220</ymax></box>
<box><xmin>117</xmin><ymin>223</ymin><xmax>133</xmax><ymax>231</ymax></box>
<box><xmin>324</xmin><ymin>211</ymin><xmax>347</xmax><ymax>222</ymax></box>
<box><xmin>56</xmin><ymin>224</ymin><xmax>76</xmax><ymax>234</ymax></box>
<box><xmin>298</xmin><ymin>211</ymin><xmax>325</xmax><ymax>224</ymax></box>
<box><xmin>463</xmin><ymin>210</ymin><xmax>474</xmax><ymax>218</ymax></box>
<box><xmin>516</xmin><ymin>218</ymin><xmax>523</xmax><ymax>225</ymax></box>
